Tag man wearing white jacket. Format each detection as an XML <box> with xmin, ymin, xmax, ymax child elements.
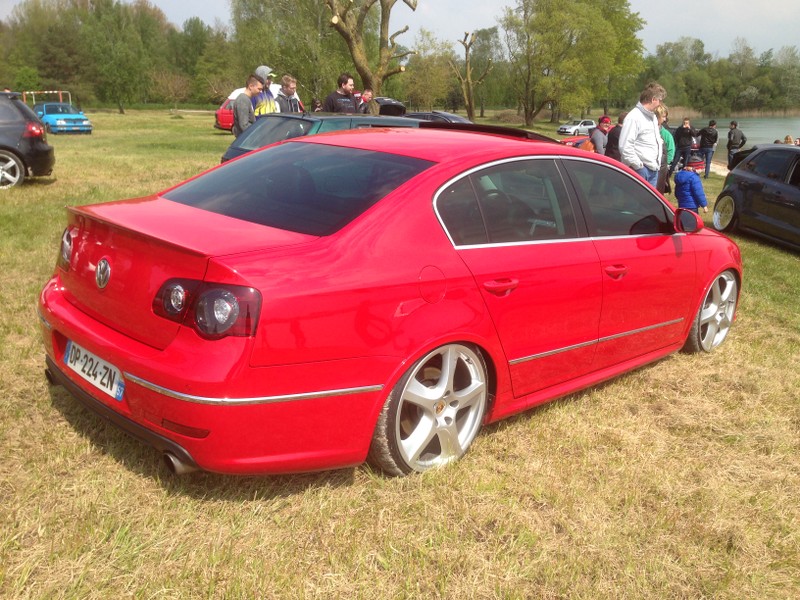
<box><xmin>619</xmin><ymin>82</ymin><xmax>667</xmax><ymax>187</ymax></box>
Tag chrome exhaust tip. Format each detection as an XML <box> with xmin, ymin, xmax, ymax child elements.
<box><xmin>163</xmin><ymin>452</ymin><xmax>199</xmax><ymax>475</ymax></box>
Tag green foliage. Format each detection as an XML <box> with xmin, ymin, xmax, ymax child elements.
<box><xmin>0</xmin><ymin>0</ymin><xmax>798</xmax><ymax>116</ymax></box>
<box><xmin>13</xmin><ymin>65</ymin><xmax>39</xmax><ymax>90</ymax></box>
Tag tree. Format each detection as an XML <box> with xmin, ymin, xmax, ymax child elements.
<box><xmin>450</xmin><ymin>32</ymin><xmax>493</xmax><ymax>121</ymax></box>
<box><xmin>85</xmin><ymin>0</ymin><xmax>150</xmax><ymax>113</ymax></box>
<box><xmin>501</xmin><ymin>0</ymin><xmax>628</xmax><ymax>126</ymax></box>
<box><xmin>324</xmin><ymin>0</ymin><xmax>417</xmax><ymax>95</ymax></box>
<box><xmin>403</xmin><ymin>29</ymin><xmax>453</xmax><ymax>110</ymax></box>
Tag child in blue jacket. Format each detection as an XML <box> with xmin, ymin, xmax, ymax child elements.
<box><xmin>673</xmin><ymin>166</ymin><xmax>708</xmax><ymax>214</ymax></box>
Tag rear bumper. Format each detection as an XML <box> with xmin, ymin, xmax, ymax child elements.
<box><xmin>26</xmin><ymin>143</ymin><xmax>55</xmax><ymax>176</ymax></box>
<box><xmin>45</xmin><ymin>354</ymin><xmax>199</xmax><ymax>470</ymax></box>
<box><xmin>38</xmin><ymin>278</ymin><xmax>389</xmax><ymax>475</ymax></box>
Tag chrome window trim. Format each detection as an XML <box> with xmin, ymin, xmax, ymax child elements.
<box><xmin>433</xmin><ymin>154</ymin><xmax>579</xmax><ymax>247</ymax></box>
<box><xmin>123</xmin><ymin>372</ymin><xmax>383</xmax><ymax>406</ymax></box>
<box><xmin>509</xmin><ymin>318</ymin><xmax>684</xmax><ymax>366</ymax></box>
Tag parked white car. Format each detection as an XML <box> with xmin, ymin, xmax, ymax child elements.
<box><xmin>557</xmin><ymin>119</ymin><xmax>596</xmax><ymax>135</ymax></box>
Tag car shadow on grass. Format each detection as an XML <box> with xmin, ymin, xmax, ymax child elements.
<box><xmin>47</xmin><ymin>384</ymin><xmax>358</xmax><ymax>499</ymax></box>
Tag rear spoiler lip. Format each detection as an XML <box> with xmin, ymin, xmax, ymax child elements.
<box><xmin>417</xmin><ymin>121</ymin><xmax>559</xmax><ymax>144</ymax></box>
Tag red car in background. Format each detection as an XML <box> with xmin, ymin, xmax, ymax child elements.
<box><xmin>214</xmin><ymin>97</ymin><xmax>234</xmax><ymax>131</ymax></box>
<box><xmin>39</xmin><ymin>125</ymin><xmax>742</xmax><ymax>477</ymax></box>
<box><xmin>214</xmin><ymin>88</ymin><xmax>244</xmax><ymax>132</ymax></box>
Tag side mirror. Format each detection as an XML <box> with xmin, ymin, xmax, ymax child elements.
<box><xmin>36</xmin><ymin>111</ymin><xmax>43</xmax><ymax>117</ymax></box>
<box><xmin>674</xmin><ymin>208</ymin><xmax>704</xmax><ymax>233</ymax></box>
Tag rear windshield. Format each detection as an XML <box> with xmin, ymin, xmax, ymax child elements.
<box><xmin>233</xmin><ymin>116</ymin><xmax>316</xmax><ymax>152</ymax></box>
<box><xmin>164</xmin><ymin>142</ymin><xmax>433</xmax><ymax>236</ymax></box>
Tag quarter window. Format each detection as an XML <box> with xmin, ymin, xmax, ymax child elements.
<box><xmin>565</xmin><ymin>160</ymin><xmax>672</xmax><ymax>237</ymax></box>
<box><xmin>744</xmin><ymin>150</ymin><xmax>794</xmax><ymax>182</ymax></box>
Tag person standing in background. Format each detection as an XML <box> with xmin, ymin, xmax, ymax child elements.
<box><xmin>654</xmin><ymin>104</ymin><xmax>674</xmax><ymax>194</ymax></box>
<box><xmin>670</xmin><ymin>117</ymin><xmax>698</xmax><ymax>174</ymax></box>
<box><xmin>727</xmin><ymin>121</ymin><xmax>747</xmax><ymax>169</ymax></box>
<box><xmin>322</xmin><ymin>73</ymin><xmax>357</xmax><ymax>113</ymax></box>
<box><xmin>604</xmin><ymin>112</ymin><xmax>626</xmax><ymax>162</ymax></box>
<box><xmin>232</xmin><ymin>74</ymin><xmax>263</xmax><ymax>138</ymax></box>
<box><xmin>589</xmin><ymin>115</ymin><xmax>613</xmax><ymax>155</ymax></box>
<box><xmin>698</xmin><ymin>120</ymin><xmax>718</xmax><ymax>179</ymax></box>
<box><xmin>619</xmin><ymin>82</ymin><xmax>667</xmax><ymax>187</ymax></box>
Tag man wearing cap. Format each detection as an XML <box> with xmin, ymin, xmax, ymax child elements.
<box><xmin>590</xmin><ymin>115</ymin><xmax>613</xmax><ymax>155</ymax></box>
<box><xmin>253</xmin><ymin>65</ymin><xmax>278</xmax><ymax>117</ymax></box>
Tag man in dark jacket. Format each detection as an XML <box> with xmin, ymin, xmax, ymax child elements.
<box><xmin>727</xmin><ymin>121</ymin><xmax>747</xmax><ymax>169</ymax></box>
<box><xmin>698</xmin><ymin>120</ymin><xmax>718</xmax><ymax>179</ymax></box>
<box><xmin>604</xmin><ymin>112</ymin><xmax>626</xmax><ymax>162</ymax></box>
<box><xmin>670</xmin><ymin>117</ymin><xmax>698</xmax><ymax>174</ymax></box>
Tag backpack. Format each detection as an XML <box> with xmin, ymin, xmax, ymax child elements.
<box><xmin>580</xmin><ymin>137</ymin><xmax>595</xmax><ymax>153</ymax></box>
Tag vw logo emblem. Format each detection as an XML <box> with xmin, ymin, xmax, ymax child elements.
<box><xmin>96</xmin><ymin>258</ymin><xmax>111</xmax><ymax>289</ymax></box>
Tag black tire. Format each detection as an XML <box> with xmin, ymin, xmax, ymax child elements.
<box><xmin>367</xmin><ymin>344</ymin><xmax>489</xmax><ymax>476</ymax></box>
<box><xmin>713</xmin><ymin>195</ymin><xmax>738</xmax><ymax>233</ymax></box>
<box><xmin>682</xmin><ymin>270</ymin><xmax>738</xmax><ymax>353</ymax></box>
<box><xmin>0</xmin><ymin>150</ymin><xmax>25</xmax><ymax>189</ymax></box>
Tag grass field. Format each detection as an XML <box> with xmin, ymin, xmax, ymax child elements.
<box><xmin>1</xmin><ymin>109</ymin><xmax>799</xmax><ymax>599</ymax></box>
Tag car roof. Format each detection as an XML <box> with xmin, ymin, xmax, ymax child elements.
<box><xmin>291</xmin><ymin>125</ymin><xmax>570</xmax><ymax>164</ymax></box>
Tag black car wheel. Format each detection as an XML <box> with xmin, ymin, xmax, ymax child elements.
<box><xmin>368</xmin><ymin>344</ymin><xmax>489</xmax><ymax>476</ymax></box>
<box><xmin>0</xmin><ymin>150</ymin><xmax>24</xmax><ymax>189</ymax></box>
<box><xmin>713</xmin><ymin>195</ymin><xmax>738</xmax><ymax>233</ymax></box>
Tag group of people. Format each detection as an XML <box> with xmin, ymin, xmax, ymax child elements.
<box><xmin>579</xmin><ymin>83</ymin><xmax>753</xmax><ymax>215</ymax></box>
<box><xmin>231</xmin><ymin>65</ymin><xmax>304</xmax><ymax>137</ymax></box>
<box><xmin>232</xmin><ymin>69</ymin><xmax>374</xmax><ymax>138</ymax></box>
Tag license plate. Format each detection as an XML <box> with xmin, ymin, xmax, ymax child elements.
<box><xmin>64</xmin><ymin>340</ymin><xmax>125</xmax><ymax>401</ymax></box>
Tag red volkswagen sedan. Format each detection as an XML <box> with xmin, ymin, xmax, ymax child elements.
<box><xmin>38</xmin><ymin>125</ymin><xmax>742</xmax><ymax>476</ymax></box>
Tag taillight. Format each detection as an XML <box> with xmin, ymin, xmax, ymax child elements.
<box><xmin>153</xmin><ymin>279</ymin><xmax>261</xmax><ymax>340</ymax></box>
<box><xmin>57</xmin><ymin>227</ymin><xmax>76</xmax><ymax>271</ymax></box>
<box><xmin>24</xmin><ymin>122</ymin><xmax>46</xmax><ymax>139</ymax></box>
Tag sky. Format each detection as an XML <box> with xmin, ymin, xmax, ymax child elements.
<box><xmin>0</xmin><ymin>0</ymin><xmax>797</xmax><ymax>57</ymax></box>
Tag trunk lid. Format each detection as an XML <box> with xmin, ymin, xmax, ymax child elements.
<box><xmin>60</xmin><ymin>196</ymin><xmax>314</xmax><ymax>350</ymax></box>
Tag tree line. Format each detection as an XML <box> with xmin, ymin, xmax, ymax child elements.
<box><xmin>1</xmin><ymin>0</ymin><xmax>798</xmax><ymax>119</ymax></box>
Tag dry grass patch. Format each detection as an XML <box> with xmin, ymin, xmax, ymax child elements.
<box><xmin>1</xmin><ymin>111</ymin><xmax>799</xmax><ymax>598</ymax></box>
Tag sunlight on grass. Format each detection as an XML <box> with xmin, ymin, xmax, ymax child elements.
<box><xmin>1</xmin><ymin>110</ymin><xmax>798</xmax><ymax>598</ymax></box>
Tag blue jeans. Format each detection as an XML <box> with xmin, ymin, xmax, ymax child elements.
<box><xmin>635</xmin><ymin>167</ymin><xmax>659</xmax><ymax>187</ymax></box>
<box><xmin>700</xmin><ymin>147</ymin><xmax>714</xmax><ymax>178</ymax></box>
<box><xmin>671</xmin><ymin>146</ymin><xmax>692</xmax><ymax>172</ymax></box>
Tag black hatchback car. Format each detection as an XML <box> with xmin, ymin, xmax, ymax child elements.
<box><xmin>713</xmin><ymin>144</ymin><xmax>800</xmax><ymax>250</ymax></box>
<box><xmin>0</xmin><ymin>92</ymin><xmax>55</xmax><ymax>189</ymax></box>
<box><xmin>220</xmin><ymin>113</ymin><xmax>420</xmax><ymax>163</ymax></box>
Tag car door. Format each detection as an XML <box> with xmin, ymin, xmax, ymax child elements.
<box><xmin>561</xmin><ymin>159</ymin><xmax>697</xmax><ymax>370</ymax></box>
<box><xmin>436</xmin><ymin>158</ymin><xmax>602</xmax><ymax>398</ymax></box>
<box><xmin>740</xmin><ymin>149</ymin><xmax>800</xmax><ymax>244</ymax></box>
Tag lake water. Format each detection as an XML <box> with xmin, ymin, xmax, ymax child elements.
<box><xmin>704</xmin><ymin>117</ymin><xmax>800</xmax><ymax>147</ymax></box>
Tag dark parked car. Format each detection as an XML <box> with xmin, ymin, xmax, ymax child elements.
<box><xmin>0</xmin><ymin>92</ymin><xmax>55</xmax><ymax>189</ymax></box>
<box><xmin>221</xmin><ymin>112</ymin><xmax>420</xmax><ymax>162</ymax></box>
<box><xmin>405</xmin><ymin>111</ymin><xmax>472</xmax><ymax>124</ymax></box>
<box><xmin>713</xmin><ymin>144</ymin><xmax>800</xmax><ymax>250</ymax></box>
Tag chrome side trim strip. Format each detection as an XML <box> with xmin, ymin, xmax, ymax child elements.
<box><xmin>509</xmin><ymin>338</ymin><xmax>597</xmax><ymax>365</ymax></box>
<box><xmin>123</xmin><ymin>372</ymin><xmax>384</xmax><ymax>406</ymax></box>
<box><xmin>509</xmin><ymin>318</ymin><xmax>684</xmax><ymax>366</ymax></box>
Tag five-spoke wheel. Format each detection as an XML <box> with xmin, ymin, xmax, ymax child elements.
<box><xmin>368</xmin><ymin>344</ymin><xmax>488</xmax><ymax>475</ymax></box>
<box><xmin>0</xmin><ymin>150</ymin><xmax>24</xmax><ymax>189</ymax></box>
<box><xmin>683</xmin><ymin>270</ymin><xmax>739</xmax><ymax>353</ymax></box>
